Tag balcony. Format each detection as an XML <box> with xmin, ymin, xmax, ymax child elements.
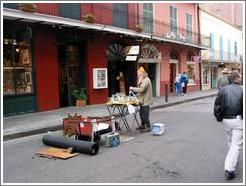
<box><xmin>3</xmin><ymin>3</ymin><xmax>210</xmax><ymax>48</ymax></box>
<box><xmin>201</xmin><ymin>49</ymin><xmax>242</xmax><ymax>63</ymax></box>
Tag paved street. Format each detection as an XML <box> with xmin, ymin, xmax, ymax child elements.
<box><xmin>3</xmin><ymin>97</ymin><xmax>243</xmax><ymax>183</ymax></box>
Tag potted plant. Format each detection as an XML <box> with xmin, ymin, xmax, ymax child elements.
<box><xmin>18</xmin><ymin>3</ymin><xmax>36</xmax><ymax>13</ymax></box>
<box><xmin>72</xmin><ymin>88</ymin><xmax>87</xmax><ymax>107</ymax></box>
<box><xmin>83</xmin><ymin>14</ymin><xmax>96</xmax><ymax>23</ymax></box>
<box><xmin>134</xmin><ymin>24</ymin><xmax>143</xmax><ymax>32</ymax></box>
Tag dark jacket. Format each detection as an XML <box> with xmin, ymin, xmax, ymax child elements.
<box><xmin>214</xmin><ymin>83</ymin><xmax>243</xmax><ymax>121</ymax></box>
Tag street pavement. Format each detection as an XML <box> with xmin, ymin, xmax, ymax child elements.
<box><xmin>3</xmin><ymin>97</ymin><xmax>243</xmax><ymax>183</ymax></box>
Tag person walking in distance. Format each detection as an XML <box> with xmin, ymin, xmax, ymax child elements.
<box><xmin>130</xmin><ymin>67</ymin><xmax>153</xmax><ymax>132</ymax></box>
<box><xmin>217</xmin><ymin>73</ymin><xmax>230</xmax><ymax>91</ymax></box>
<box><xmin>181</xmin><ymin>72</ymin><xmax>189</xmax><ymax>95</ymax></box>
<box><xmin>214</xmin><ymin>71</ymin><xmax>243</xmax><ymax>180</ymax></box>
<box><xmin>175</xmin><ymin>74</ymin><xmax>182</xmax><ymax>96</ymax></box>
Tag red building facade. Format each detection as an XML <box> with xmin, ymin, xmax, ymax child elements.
<box><xmin>3</xmin><ymin>3</ymin><xmax>210</xmax><ymax>116</ymax></box>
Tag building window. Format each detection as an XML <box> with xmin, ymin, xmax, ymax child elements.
<box><xmin>170</xmin><ymin>6</ymin><xmax>177</xmax><ymax>34</ymax></box>
<box><xmin>210</xmin><ymin>32</ymin><xmax>214</xmax><ymax>60</ymax></box>
<box><xmin>228</xmin><ymin>38</ymin><xmax>231</xmax><ymax>61</ymax></box>
<box><xmin>186</xmin><ymin>13</ymin><xmax>192</xmax><ymax>41</ymax></box>
<box><xmin>202</xmin><ymin>67</ymin><xmax>209</xmax><ymax>84</ymax></box>
<box><xmin>187</xmin><ymin>64</ymin><xmax>195</xmax><ymax>84</ymax></box>
<box><xmin>3</xmin><ymin>27</ymin><xmax>34</xmax><ymax>95</ymax></box>
<box><xmin>112</xmin><ymin>4</ymin><xmax>128</xmax><ymax>29</ymax></box>
<box><xmin>143</xmin><ymin>3</ymin><xmax>153</xmax><ymax>33</ymax></box>
<box><xmin>59</xmin><ymin>3</ymin><xmax>81</xmax><ymax>20</ymax></box>
<box><xmin>219</xmin><ymin>35</ymin><xmax>223</xmax><ymax>60</ymax></box>
<box><xmin>234</xmin><ymin>41</ymin><xmax>237</xmax><ymax>56</ymax></box>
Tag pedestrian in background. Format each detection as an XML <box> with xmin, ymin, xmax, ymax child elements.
<box><xmin>181</xmin><ymin>72</ymin><xmax>189</xmax><ymax>95</ymax></box>
<box><xmin>217</xmin><ymin>73</ymin><xmax>230</xmax><ymax>91</ymax></box>
<box><xmin>130</xmin><ymin>67</ymin><xmax>153</xmax><ymax>132</ymax></box>
<box><xmin>175</xmin><ymin>74</ymin><xmax>182</xmax><ymax>96</ymax></box>
<box><xmin>214</xmin><ymin>71</ymin><xmax>243</xmax><ymax>180</ymax></box>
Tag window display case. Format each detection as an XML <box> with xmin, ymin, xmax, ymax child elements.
<box><xmin>3</xmin><ymin>39</ymin><xmax>33</xmax><ymax>95</ymax></box>
<box><xmin>93</xmin><ymin>68</ymin><xmax>108</xmax><ymax>89</ymax></box>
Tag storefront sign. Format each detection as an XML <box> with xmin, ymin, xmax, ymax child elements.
<box><xmin>126</xmin><ymin>46</ymin><xmax>140</xmax><ymax>55</ymax></box>
<box><xmin>125</xmin><ymin>45</ymin><xmax>140</xmax><ymax>61</ymax></box>
<box><xmin>126</xmin><ymin>55</ymin><xmax>138</xmax><ymax>61</ymax></box>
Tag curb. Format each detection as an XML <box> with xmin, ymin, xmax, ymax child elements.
<box><xmin>3</xmin><ymin>93</ymin><xmax>217</xmax><ymax>141</ymax></box>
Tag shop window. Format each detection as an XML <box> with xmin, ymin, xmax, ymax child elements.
<box><xmin>187</xmin><ymin>64</ymin><xmax>195</xmax><ymax>84</ymax></box>
<box><xmin>3</xmin><ymin>28</ymin><xmax>33</xmax><ymax>96</ymax></box>
<box><xmin>143</xmin><ymin>3</ymin><xmax>153</xmax><ymax>33</ymax></box>
<box><xmin>202</xmin><ymin>67</ymin><xmax>209</xmax><ymax>84</ymax></box>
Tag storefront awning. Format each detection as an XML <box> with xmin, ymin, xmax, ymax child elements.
<box><xmin>3</xmin><ymin>8</ymin><xmax>209</xmax><ymax>50</ymax></box>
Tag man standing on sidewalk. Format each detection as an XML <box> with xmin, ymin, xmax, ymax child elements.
<box><xmin>214</xmin><ymin>71</ymin><xmax>243</xmax><ymax>180</ymax></box>
<box><xmin>130</xmin><ymin>67</ymin><xmax>153</xmax><ymax>132</ymax></box>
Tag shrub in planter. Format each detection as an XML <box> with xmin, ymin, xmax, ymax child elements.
<box><xmin>18</xmin><ymin>3</ymin><xmax>36</xmax><ymax>13</ymax></box>
<box><xmin>72</xmin><ymin>88</ymin><xmax>87</xmax><ymax>107</ymax></box>
<box><xmin>83</xmin><ymin>14</ymin><xmax>96</xmax><ymax>23</ymax></box>
<box><xmin>134</xmin><ymin>24</ymin><xmax>143</xmax><ymax>32</ymax></box>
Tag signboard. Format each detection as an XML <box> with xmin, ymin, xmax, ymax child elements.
<box><xmin>126</xmin><ymin>55</ymin><xmax>138</xmax><ymax>61</ymax></box>
<box><xmin>126</xmin><ymin>46</ymin><xmax>140</xmax><ymax>55</ymax></box>
<box><xmin>125</xmin><ymin>45</ymin><xmax>139</xmax><ymax>61</ymax></box>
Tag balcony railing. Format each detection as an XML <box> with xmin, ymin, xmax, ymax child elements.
<box><xmin>3</xmin><ymin>3</ymin><xmax>210</xmax><ymax>48</ymax></box>
<box><xmin>201</xmin><ymin>49</ymin><xmax>242</xmax><ymax>63</ymax></box>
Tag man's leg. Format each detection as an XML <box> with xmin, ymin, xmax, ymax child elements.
<box><xmin>223</xmin><ymin>118</ymin><xmax>243</xmax><ymax>179</ymax></box>
<box><xmin>142</xmin><ymin>106</ymin><xmax>151</xmax><ymax>131</ymax></box>
<box><xmin>224</xmin><ymin>128</ymin><xmax>243</xmax><ymax>172</ymax></box>
<box><xmin>184</xmin><ymin>84</ymin><xmax>187</xmax><ymax>94</ymax></box>
<box><xmin>137</xmin><ymin>106</ymin><xmax>146</xmax><ymax>130</ymax></box>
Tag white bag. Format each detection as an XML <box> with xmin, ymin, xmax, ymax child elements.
<box><xmin>151</xmin><ymin>123</ymin><xmax>166</xmax><ymax>135</ymax></box>
<box><xmin>127</xmin><ymin>104</ymin><xmax>136</xmax><ymax>114</ymax></box>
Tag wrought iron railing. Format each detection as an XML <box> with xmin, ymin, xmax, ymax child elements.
<box><xmin>3</xmin><ymin>3</ymin><xmax>211</xmax><ymax>48</ymax></box>
<box><xmin>201</xmin><ymin>49</ymin><xmax>242</xmax><ymax>62</ymax></box>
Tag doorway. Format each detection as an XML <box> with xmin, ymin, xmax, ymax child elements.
<box><xmin>211</xmin><ymin>67</ymin><xmax>218</xmax><ymax>89</ymax></box>
<box><xmin>58</xmin><ymin>44</ymin><xmax>85</xmax><ymax>107</ymax></box>
<box><xmin>138</xmin><ymin>63</ymin><xmax>157</xmax><ymax>96</ymax></box>
<box><xmin>107</xmin><ymin>43</ymin><xmax>137</xmax><ymax>96</ymax></box>
<box><xmin>170</xmin><ymin>63</ymin><xmax>178</xmax><ymax>92</ymax></box>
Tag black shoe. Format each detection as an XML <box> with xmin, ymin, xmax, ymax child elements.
<box><xmin>136</xmin><ymin>126</ymin><xmax>146</xmax><ymax>130</ymax></box>
<box><xmin>142</xmin><ymin>127</ymin><xmax>151</xmax><ymax>132</ymax></box>
<box><xmin>225</xmin><ymin>170</ymin><xmax>235</xmax><ymax>180</ymax></box>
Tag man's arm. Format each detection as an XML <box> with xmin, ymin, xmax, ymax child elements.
<box><xmin>130</xmin><ymin>79</ymin><xmax>148</xmax><ymax>94</ymax></box>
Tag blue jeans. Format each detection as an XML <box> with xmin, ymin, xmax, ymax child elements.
<box><xmin>175</xmin><ymin>83</ymin><xmax>181</xmax><ymax>95</ymax></box>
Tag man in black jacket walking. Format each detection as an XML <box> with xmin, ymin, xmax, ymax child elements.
<box><xmin>214</xmin><ymin>71</ymin><xmax>243</xmax><ymax>180</ymax></box>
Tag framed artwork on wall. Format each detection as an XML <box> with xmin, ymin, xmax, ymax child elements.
<box><xmin>93</xmin><ymin>68</ymin><xmax>108</xmax><ymax>89</ymax></box>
